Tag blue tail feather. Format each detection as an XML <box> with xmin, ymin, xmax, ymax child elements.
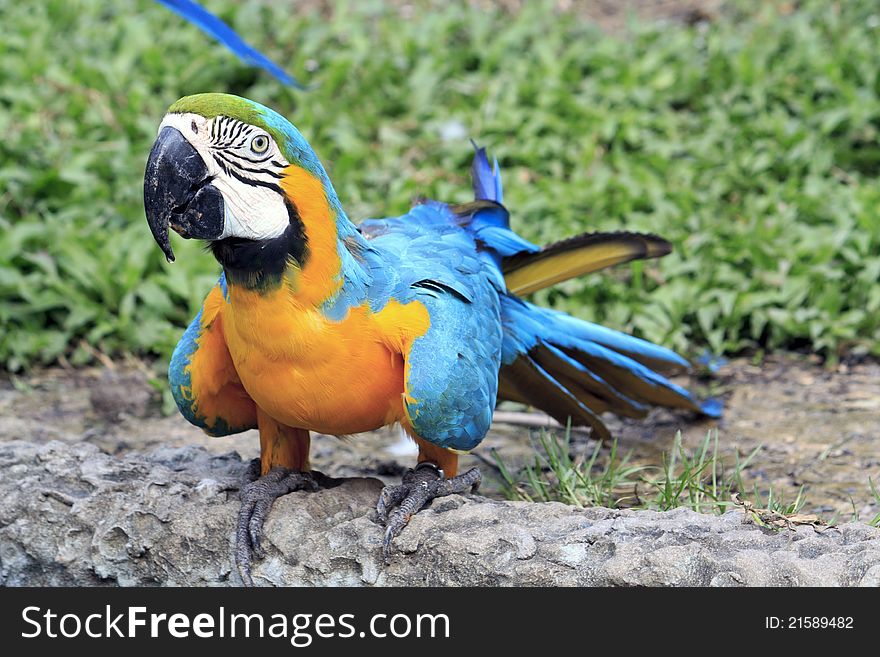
<box><xmin>544</xmin><ymin>308</ymin><xmax>691</xmax><ymax>372</ymax></box>
<box><xmin>155</xmin><ymin>0</ymin><xmax>302</xmax><ymax>87</ymax></box>
<box><xmin>538</xmin><ymin>342</ymin><xmax>650</xmax><ymax>418</ymax></box>
<box><xmin>492</xmin><ymin>156</ymin><xmax>503</xmax><ymax>202</ymax></box>
<box><xmin>502</xmin><ymin>352</ymin><xmax>612</xmax><ymax>440</ymax></box>
<box><xmin>470</xmin><ymin>141</ymin><xmax>503</xmax><ymax>203</ymax></box>
<box><xmin>697</xmin><ymin>398</ymin><xmax>724</xmax><ymax>418</ymax></box>
<box><xmin>498</xmin><ymin>295</ymin><xmax>723</xmax><ymax>434</ymax></box>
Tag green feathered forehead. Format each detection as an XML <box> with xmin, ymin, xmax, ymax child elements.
<box><xmin>168</xmin><ymin>93</ymin><xmax>285</xmax><ymax>145</ymax></box>
<box><xmin>167</xmin><ymin>93</ymin><xmax>328</xmax><ymax>184</ymax></box>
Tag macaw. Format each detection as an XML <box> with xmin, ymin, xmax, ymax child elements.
<box><xmin>143</xmin><ymin>93</ymin><xmax>721</xmax><ymax>585</ymax></box>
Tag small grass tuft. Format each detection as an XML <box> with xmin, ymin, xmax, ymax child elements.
<box><xmin>493</xmin><ymin>428</ymin><xmax>647</xmax><ymax>508</ymax></box>
<box><xmin>647</xmin><ymin>431</ymin><xmax>760</xmax><ymax>514</ymax></box>
<box><xmin>494</xmin><ymin>427</ymin><xmax>877</xmax><ymax>526</ymax></box>
<box><xmin>869</xmin><ymin>477</ymin><xmax>880</xmax><ymax>528</ymax></box>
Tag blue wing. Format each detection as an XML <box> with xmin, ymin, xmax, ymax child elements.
<box><xmin>155</xmin><ymin>0</ymin><xmax>302</xmax><ymax>87</ymax></box>
<box><xmin>497</xmin><ymin>294</ymin><xmax>721</xmax><ymax>441</ymax></box>
<box><xmin>402</xmin><ymin>279</ymin><xmax>502</xmax><ymax>451</ymax></box>
<box><xmin>357</xmin><ymin>203</ymin><xmax>504</xmax><ymax>451</ymax></box>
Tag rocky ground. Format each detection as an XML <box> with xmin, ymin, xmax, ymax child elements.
<box><xmin>1</xmin><ymin>439</ymin><xmax>877</xmax><ymax>586</ymax></box>
<box><xmin>2</xmin><ymin>355</ymin><xmax>878</xmax><ymax>518</ymax></box>
<box><xmin>1</xmin><ymin>354</ymin><xmax>879</xmax><ymax>586</ymax></box>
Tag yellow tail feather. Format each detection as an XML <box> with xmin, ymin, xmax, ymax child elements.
<box><xmin>502</xmin><ymin>232</ymin><xmax>671</xmax><ymax>296</ymax></box>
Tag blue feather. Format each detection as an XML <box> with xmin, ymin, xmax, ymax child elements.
<box><xmin>697</xmin><ymin>398</ymin><xmax>724</xmax><ymax>418</ymax></box>
<box><xmin>540</xmin><ymin>342</ymin><xmax>649</xmax><ymax>414</ymax></box>
<box><xmin>470</xmin><ymin>141</ymin><xmax>503</xmax><ymax>203</ymax></box>
<box><xmin>474</xmin><ymin>225</ymin><xmax>539</xmax><ymax>257</ymax></box>
<box><xmin>544</xmin><ymin>308</ymin><xmax>691</xmax><ymax>370</ymax></box>
<box><xmin>492</xmin><ymin>156</ymin><xmax>503</xmax><ymax>202</ymax></box>
<box><xmin>155</xmin><ymin>0</ymin><xmax>302</xmax><ymax>87</ymax></box>
<box><xmin>498</xmin><ymin>294</ymin><xmax>722</xmax><ymax>424</ymax></box>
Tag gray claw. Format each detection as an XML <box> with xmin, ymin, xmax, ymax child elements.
<box><xmin>235</xmin><ymin>466</ymin><xmax>331</xmax><ymax>586</ymax></box>
<box><xmin>377</xmin><ymin>465</ymin><xmax>481</xmax><ymax>563</ymax></box>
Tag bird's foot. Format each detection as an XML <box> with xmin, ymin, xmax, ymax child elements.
<box><xmin>376</xmin><ymin>462</ymin><xmax>481</xmax><ymax>562</ymax></box>
<box><xmin>235</xmin><ymin>459</ymin><xmax>333</xmax><ymax>586</ymax></box>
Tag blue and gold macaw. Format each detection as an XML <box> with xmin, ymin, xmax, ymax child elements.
<box><xmin>144</xmin><ymin>93</ymin><xmax>720</xmax><ymax>585</ymax></box>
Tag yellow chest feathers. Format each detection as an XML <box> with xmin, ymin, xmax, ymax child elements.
<box><xmin>219</xmin><ymin>284</ymin><xmax>430</xmax><ymax>434</ymax></box>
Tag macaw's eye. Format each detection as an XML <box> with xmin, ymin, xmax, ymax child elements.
<box><xmin>251</xmin><ymin>135</ymin><xmax>270</xmax><ymax>154</ymax></box>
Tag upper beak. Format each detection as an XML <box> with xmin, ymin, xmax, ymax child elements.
<box><xmin>143</xmin><ymin>126</ymin><xmax>225</xmax><ymax>262</ymax></box>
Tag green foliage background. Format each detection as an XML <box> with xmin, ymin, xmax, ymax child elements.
<box><xmin>1</xmin><ymin>0</ymin><xmax>879</xmax><ymax>372</ymax></box>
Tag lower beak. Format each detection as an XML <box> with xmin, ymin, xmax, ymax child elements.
<box><xmin>143</xmin><ymin>126</ymin><xmax>225</xmax><ymax>262</ymax></box>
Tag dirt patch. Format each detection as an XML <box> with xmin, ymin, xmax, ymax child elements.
<box><xmin>1</xmin><ymin>355</ymin><xmax>877</xmax><ymax>519</ymax></box>
<box><xmin>617</xmin><ymin>356</ymin><xmax>880</xmax><ymax>518</ymax></box>
<box><xmin>299</xmin><ymin>0</ymin><xmax>727</xmax><ymax>33</ymax></box>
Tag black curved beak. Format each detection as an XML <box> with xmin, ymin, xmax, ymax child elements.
<box><xmin>144</xmin><ymin>126</ymin><xmax>225</xmax><ymax>262</ymax></box>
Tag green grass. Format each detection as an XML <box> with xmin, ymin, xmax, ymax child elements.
<box><xmin>495</xmin><ymin>429</ymin><xmax>759</xmax><ymax>515</ymax></box>
<box><xmin>2</xmin><ymin>0</ymin><xmax>880</xmax><ymax>371</ymax></box>
<box><xmin>647</xmin><ymin>431</ymin><xmax>760</xmax><ymax>514</ymax></box>
<box><xmin>493</xmin><ymin>428</ymin><xmax>648</xmax><ymax>507</ymax></box>
<box><xmin>494</xmin><ymin>428</ymin><xmax>878</xmax><ymax>525</ymax></box>
<box><xmin>869</xmin><ymin>478</ymin><xmax>880</xmax><ymax>528</ymax></box>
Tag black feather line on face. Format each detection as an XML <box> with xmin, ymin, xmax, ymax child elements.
<box><xmin>230</xmin><ymin>121</ymin><xmax>244</xmax><ymax>142</ymax></box>
<box><xmin>211</xmin><ymin>196</ymin><xmax>308</xmax><ymax>291</ymax></box>
<box><xmin>225</xmin><ymin>167</ymin><xmax>284</xmax><ymax>194</ymax></box>
<box><xmin>211</xmin><ymin>152</ymin><xmax>232</xmax><ymax>177</ymax></box>
<box><xmin>214</xmin><ymin>150</ymin><xmax>284</xmax><ymax>179</ymax></box>
<box><xmin>201</xmin><ymin>116</ymin><xmax>302</xmax><ymax>290</ymax></box>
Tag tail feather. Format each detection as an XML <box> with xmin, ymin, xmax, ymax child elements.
<box><xmin>466</xmin><ymin>142</ymin><xmax>722</xmax><ymax>435</ymax></box>
<box><xmin>155</xmin><ymin>0</ymin><xmax>302</xmax><ymax>87</ymax></box>
<box><xmin>543</xmin><ymin>308</ymin><xmax>689</xmax><ymax>373</ymax></box>
<box><xmin>502</xmin><ymin>232</ymin><xmax>671</xmax><ymax>296</ymax></box>
<box><xmin>531</xmin><ymin>343</ymin><xmax>650</xmax><ymax>418</ymax></box>
<box><xmin>499</xmin><ymin>296</ymin><xmax>721</xmax><ymax>438</ymax></box>
<box><xmin>500</xmin><ymin>354</ymin><xmax>612</xmax><ymax>441</ymax></box>
<box><xmin>471</xmin><ymin>141</ymin><xmax>503</xmax><ymax>203</ymax></box>
<box><xmin>557</xmin><ymin>340</ymin><xmax>707</xmax><ymax>413</ymax></box>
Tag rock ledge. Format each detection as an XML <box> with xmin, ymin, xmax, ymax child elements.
<box><xmin>1</xmin><ymin>441</ymin><xmax>878</xmax><ymax>586</ymax></box>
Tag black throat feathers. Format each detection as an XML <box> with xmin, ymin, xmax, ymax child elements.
<box><xmin>211</xmin><ymin>197</ymin><xmax>308</xmax><ymax>291</ymax></box>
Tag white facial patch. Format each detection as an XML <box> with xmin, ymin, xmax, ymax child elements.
<box><xmin>158</xmin><ymin>112</ymin><xmax>291</xmax><ymax>241</ymax></box>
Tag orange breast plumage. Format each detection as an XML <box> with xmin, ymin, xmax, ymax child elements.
<box><xmin>219</xmin><ymin>283</ymin><xmax>430</xmax><ymax>435</ymax></box>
